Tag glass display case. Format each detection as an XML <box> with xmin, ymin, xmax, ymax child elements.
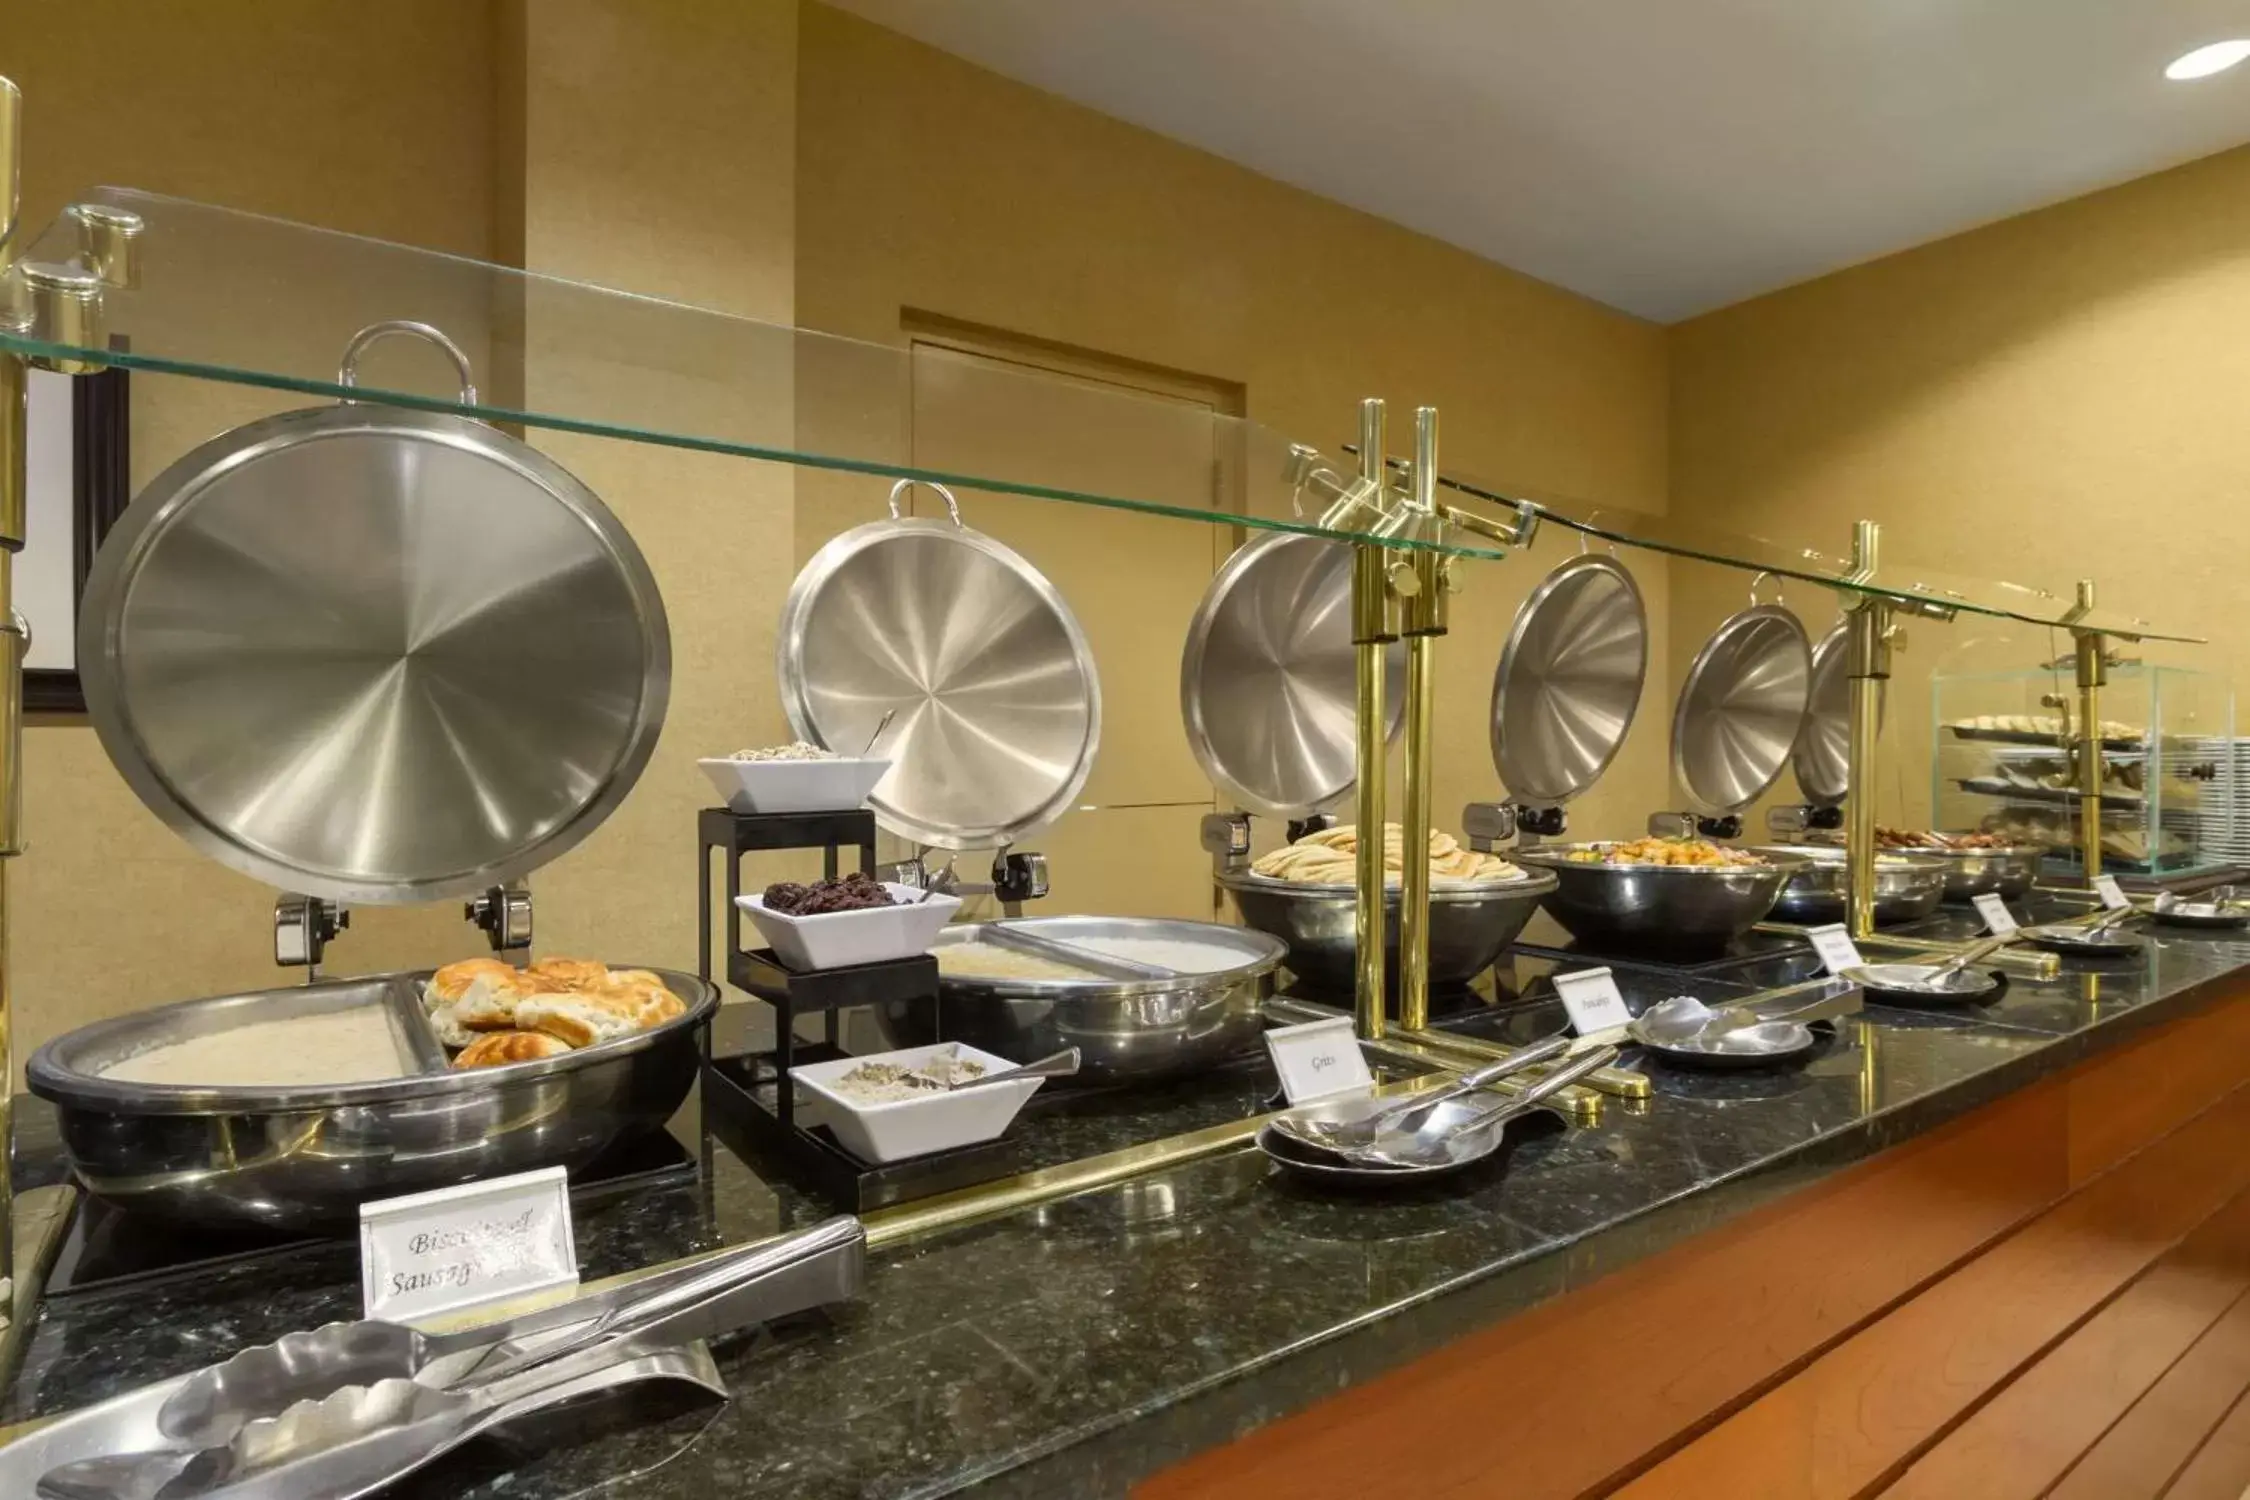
<box><xmin>1932</xmin><ymin>659</ymin><xmax>2234</xmax><ymax>876</ymax></box>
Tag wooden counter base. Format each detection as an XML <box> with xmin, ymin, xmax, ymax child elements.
<box><xmin>1141</xmin><ymin>979</ymin><xmax>2250</xmax><ymax>1499</ymax></box>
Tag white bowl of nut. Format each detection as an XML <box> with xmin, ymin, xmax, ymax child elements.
<box><xmin>698</xmin><ymin>744</ymin><xmax>891</xmax><ymax>815</ymax></box>
<box><xmin>790</xmin><ymin>1042</ymin><xmax>1040</xmax><ymax>1162</ymax></box>
<box><xmin>736</xmin><ymin>875</ymin><xmax>961</xmax><ymax>971</ymax></box>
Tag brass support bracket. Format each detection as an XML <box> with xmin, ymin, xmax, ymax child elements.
<box><xmin>67</xmin><ymin>202</ymin><xmax>142</xmax><ymax>290</ymax></box>
<box><xmin>19</xmin><ymin>260</ymin><xmax>106</xmax><ymax>375</ymax></box>
<box><xmin>1438</xmin><ymin>499</ymin><xmax>1539</xmax><ymax>552</ymax></box>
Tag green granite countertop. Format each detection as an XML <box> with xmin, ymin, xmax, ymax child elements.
<box><xmin>8</xmin><ymin>901</ymin><xmax>2247</xmax><ymax>1498</ymax></box>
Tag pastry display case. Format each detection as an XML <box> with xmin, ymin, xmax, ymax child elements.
<box><xmin>1932</xmin><ymin>660</ymin><xmax>2233</xmax><ymax>877</ymax></box>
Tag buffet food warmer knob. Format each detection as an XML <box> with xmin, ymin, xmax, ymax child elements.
<box><xmin>1199</xmin><ymin>812</ymin><xmax>1251</xmax><ymax>875</ymax></box>
<box><xmin>1460</xmin><ymin>801</ymin><xmax>1519</xmax><ymax>852</ymax></box>
<box><xmin>466</xmin><ymin>882</ymin><xmax>533</xmax><ymax>954</ymax></box>
<box><xmin>992</xmin><ymin>850</ymin><xmax>1049</xmax><ymax>914</ymax></box>
<box><xmin>272</xmin><ymin>894</ymin><xmax>349</xmax><ymax>976</ymax></box>
<box><xmin>1763</xmin><ymin>803</ymin><xmax>1843</xmax><ymax>840</ymax></box>
<box><xmin>1647</xmin><ymin>810</ymin><xmax>1745</xmax><ymax>842</ymax></box>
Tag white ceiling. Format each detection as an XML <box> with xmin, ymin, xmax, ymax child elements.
<box><xmin>829</xmin><ymin>0</ymin><xmax>2250</xmax><ymax>322</ymax></box>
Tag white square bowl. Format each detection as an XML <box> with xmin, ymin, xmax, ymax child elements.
<box><xmin>735</xmin><ymin>883</ymin><xmax>961</xmax><ymax>970</ymax></box>
<box><xmin>791</xmin><ymin>1043</ymin><xmax>1041</xmax><ymax>1163</ymax></box>
<box><xmin>697</xmin><ymin>756</ymin><xmax>891</xmax><ymax>815</ymax></box>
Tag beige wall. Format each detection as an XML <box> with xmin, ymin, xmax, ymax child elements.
<box><xmin>11</xmin><ymin>0</ymin><xmax>2241</xmax><ymax>1071</ymax></box>
<box><xmin>795</xmin><ymin>5</ymin><xmax>1673</xmax><ymax>918</ymax></box>
<box><xmin>502</xmin><ymin>0</ymin><xmax>800</xmax><ymax>966</ymax></box>
<box><xmin>1671</xmin><ymin>144</ymin><xmax>2250</xmax><ymax>832</ymax></box>
<box><xmin>5</xmin><ymin>2</ymin><xmax>500</xmax><ymax>1060</ymax></box>
<box><xmin>1</xmin><ymin>1</ymin><xmax>1669</xmax><ymax>1064</ymax></box>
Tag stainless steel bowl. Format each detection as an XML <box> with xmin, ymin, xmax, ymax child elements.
<box><xmin>26</xmin><ymin>966</ymin><xmax>717</xmax><ymax>1233</ymax></box>
<box><xmin>1805</xmin><ymin>833</ymin><xmax>2046</xmax><ymax>902</ymax></box>
<box><xmin>1216</xmin><ymin>868</ymin><xmax>1557</xmax><ymax>991</ymax></box>
<box><xmin>887</xmin><ymin>917</ymin><xmax>1287</xmax><ymax>1083</ymax></box>
<box><xmin>1511</xmin><ymin>843</ymin><xmax>1809</xmax><ymax>951</ymax></box>
<box><xmin>1926</xmin><ymin>844</ymin><xmax>2045</xmax><ymax>902</ymax></box>
<box><xmin>1753</xmin><ymin>845</ymin><xmax>1947</xmax><ymax>927</ymax></box>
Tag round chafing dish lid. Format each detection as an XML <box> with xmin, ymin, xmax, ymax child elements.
<box><xmin>1673</xmin><ymin>604</ymin><xmax>1812</xmax><ymax>815</ymax></box>
<box><xmin>79</xmin><ymin>404</ymin><xmax>671</xmax><ymax>906</ymax></box>
<box><xmin>1491</xmin><ymin>554</ymin><xmax>1648</xmax><ymax>806</ymax></box>
<box><xmin>1792</xmin><ymin>620</ymin><xmax>1869</xmax><ymax>808</ymax></box>
<box><xmin>778</xmin><ymin>513</ymin><xmax>1100</xmax><ymax>851</ymax></box>
<box><xmin>1179</xmin><ymin>532</ymin><xmax>1405</xmax><ymax>816</ymax></box>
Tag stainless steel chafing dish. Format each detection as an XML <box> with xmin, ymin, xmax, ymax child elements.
<box><xmin>882</xmin><ymin>917</ymin><xmax>1286</xmax><ymax>1083</ymax></box>
<box><xmin>1755</xmin><ymin>844</ymin><xmax>1947</xmax><ymax>926</ymax></box>
<box><xmin>1807</xmin><ymin>832</ymin><xmax>2045</xmax><ymax>901</ymax></box>
<box><xmin>27</xmin><ymin>966</ymin><xmax>717</xmax><ymax>1232</ymax></box>
<box><xmin>1512</xmin><ymin>843</ymin><xmax>1810</xmax><ymax>950</ymax></box>
<box><xmin>31</xmin><ymin>321</ymin><xmax>705</xmax><ymax>1233</ymax></box>
<box><xmin>1920</xmin><ymin>843</ymin><xmax>2046</xmax><ymax>902</ymax></box>
<box><xmin>1217</xmin><ymin>868</ymin><xmax>1554</xmax><ymax>991</ymax></box>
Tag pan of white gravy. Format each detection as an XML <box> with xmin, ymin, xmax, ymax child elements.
<box><xmin>98</xmin><ymin>1004</ymin><xmax>414</xmax><ymax>1087</ymax></box>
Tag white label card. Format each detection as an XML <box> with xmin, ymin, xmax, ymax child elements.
<box><xmin>1806</xmin><ymin>923</ymin><xmax>1866</xmax><ymax>976</ymax></box>
<box><xmin>2093</xmin><ymin>874</ymin><xmax>2130</xmax><ymax>911</ymax></box>
<box><xmin>361</xmin><ymin>1166</ymin><xmax>578</xmax><ymax>1323</ymax></box>
<box><xmin>1553</xmin><ymin>966</ymin><xmax>1634</xmax><ymax>1038</ymax></box>
<box><xmin>1973</xmin><ymin>892</ymin><xmax>2020</xmax><ymax>936</ymax></box>
<box><xmin>1264</xmin><ymin>1016</ymin><xmax>1375</xmax><ymax>1106</ymax></box>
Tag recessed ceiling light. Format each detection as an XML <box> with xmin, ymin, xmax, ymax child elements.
<box><xmin>2166</xmin><ymin>40</ymin><xmax>2250</xmax><ymax>81</ymax></box>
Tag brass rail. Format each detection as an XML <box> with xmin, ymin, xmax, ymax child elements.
<box><xmin>0</xmin><ymin>73</ymin><xmax>24</xmax><ymax>1325</ymax></box>
<box><xmin>2070</xmin><ymin>581</ymin><xmax>2106</xmax><ymax>888</ymax></box>
<box><xmin>1351</xmin><ymin>400</ymin><xmax>1392</xmax><ymax>1039</ymax></box>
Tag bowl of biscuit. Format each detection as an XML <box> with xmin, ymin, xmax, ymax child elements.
<box><xmin>423</xmin><ymin>956</ymin><xmax>699</xmax><ymax>1068</ymax></box>
<box><xmin>1215</xmin><ymin>823</ymin><xmax>1555</xmax><ymax>990</ymax></box>
<box><xmin>27</xmin><ymin>959</ymin><xmax>719</xmax><ymax>1232</ymax></box>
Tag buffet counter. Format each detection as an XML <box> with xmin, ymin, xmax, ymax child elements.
<box><xmin>7</xmin><ymin>918</ymin><xmax>2250</xmax><ymax>1498</ymax></box>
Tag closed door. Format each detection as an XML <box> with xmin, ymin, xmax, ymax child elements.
<box><xmin>906</xmin><ymin>338</ymin><xmax>1233</xmax><ymax>918</ymax></box>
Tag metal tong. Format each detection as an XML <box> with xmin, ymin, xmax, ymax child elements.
<box><xmin>1927</xmin><ymin>933</ymin><xmax>2013</xmax><ymax>975</ymax></box>
<box><xmin>49</xmin><ymin>1341</ymin><xmax>727</xmax><ymax>1500</ymax></box>
<box><xmin>978</xmin><ymin>922</ymin><xmax>1175</xmax><ymax>981</ymax></box>
<box><xmin>1279</xmin><ymin>1034</ymin><xmax>1570</xmax><ymax>1154</ymax></box>
<box><xmin>32</xmin><ymin>1216</ymin><xmax>864</xmax><ymax>1499</ymax></box>
<box><xmin>1631</xmin><ymin>975</ymin><xmax>1861</xmax><ymax>1046</ymax></box>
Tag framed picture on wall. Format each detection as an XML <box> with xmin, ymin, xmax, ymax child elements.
<box><xmin>22</xmin><ymin>364</ymin><xmax>129</xmax><ymax>713</ymax></box>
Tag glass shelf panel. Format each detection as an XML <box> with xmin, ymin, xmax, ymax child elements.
<box><xmin>1423</xmin><ymin>462</ymin><xmax>2204</xmax><ymax>641</ymax></box>
<box><xmin>0</xmin><ymin>189</ymin><xmax>1505</xmax><ymax>559</ymax></box>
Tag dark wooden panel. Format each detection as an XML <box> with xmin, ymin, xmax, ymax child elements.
<box><xmin>1137</xmin><ymin>1083</ymin><xmax>2070</xmax><ymax>1500</ymax></box>
<box><xmin>1881</xmin><ymin>1185</ymin><xmax>2250</xmax><ymax>1499</ymax></box>
<box><xmin>1611</xmin><ymin>1084</ymin><xmax>2250</xmax><ymax>1500</ymax></box>
<box><xmin>2049</xmin><ymin>1286</ymin><xmax>2250</xmax><ymax>1500</ymax></box>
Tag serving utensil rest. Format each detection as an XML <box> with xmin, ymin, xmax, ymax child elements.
<box><xmin>695</xmin><ymin>805</ymin><xmax>1019</xmax><ymax>1213</ymax></box>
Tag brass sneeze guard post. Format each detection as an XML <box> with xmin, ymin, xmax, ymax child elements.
<box><xmin>1838</xmin><ymin>520</ymin><xmax>1890</xmax><ymax>943</ymax></box>
<box><xmin>1351</xmin><ymin>400</ymin><xmax>1393</xmax><ymax>1040</ymax></box>
<box><xmin>0</xmin><ymin>72</ymin><xmax>22</xmax><ymax>1325</ymax></box>
<box><xmin>1392</xmin><ymin>407</ymin><xmax>1446</xmax><ymax>1033</ymax></box>
<box><xmin>2064</xmin><ymin>579</ymin><xmax>2107</xmax><ymax>888</ymax></box>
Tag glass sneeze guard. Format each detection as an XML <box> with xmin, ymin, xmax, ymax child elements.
<box><xmin>1417</xmin><ymin>461</ymin><xmax>2205</xmax><ymax>641</ymax></box>
<box><xmin>2</xmin><ymin>189</ymin><xmax>1513</xmax><ymax>557</ymax></box>
<box><xmin>5</xmin><ymin>187</ymin><xmax>2215</xmax><ymax>631</ymax></box>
